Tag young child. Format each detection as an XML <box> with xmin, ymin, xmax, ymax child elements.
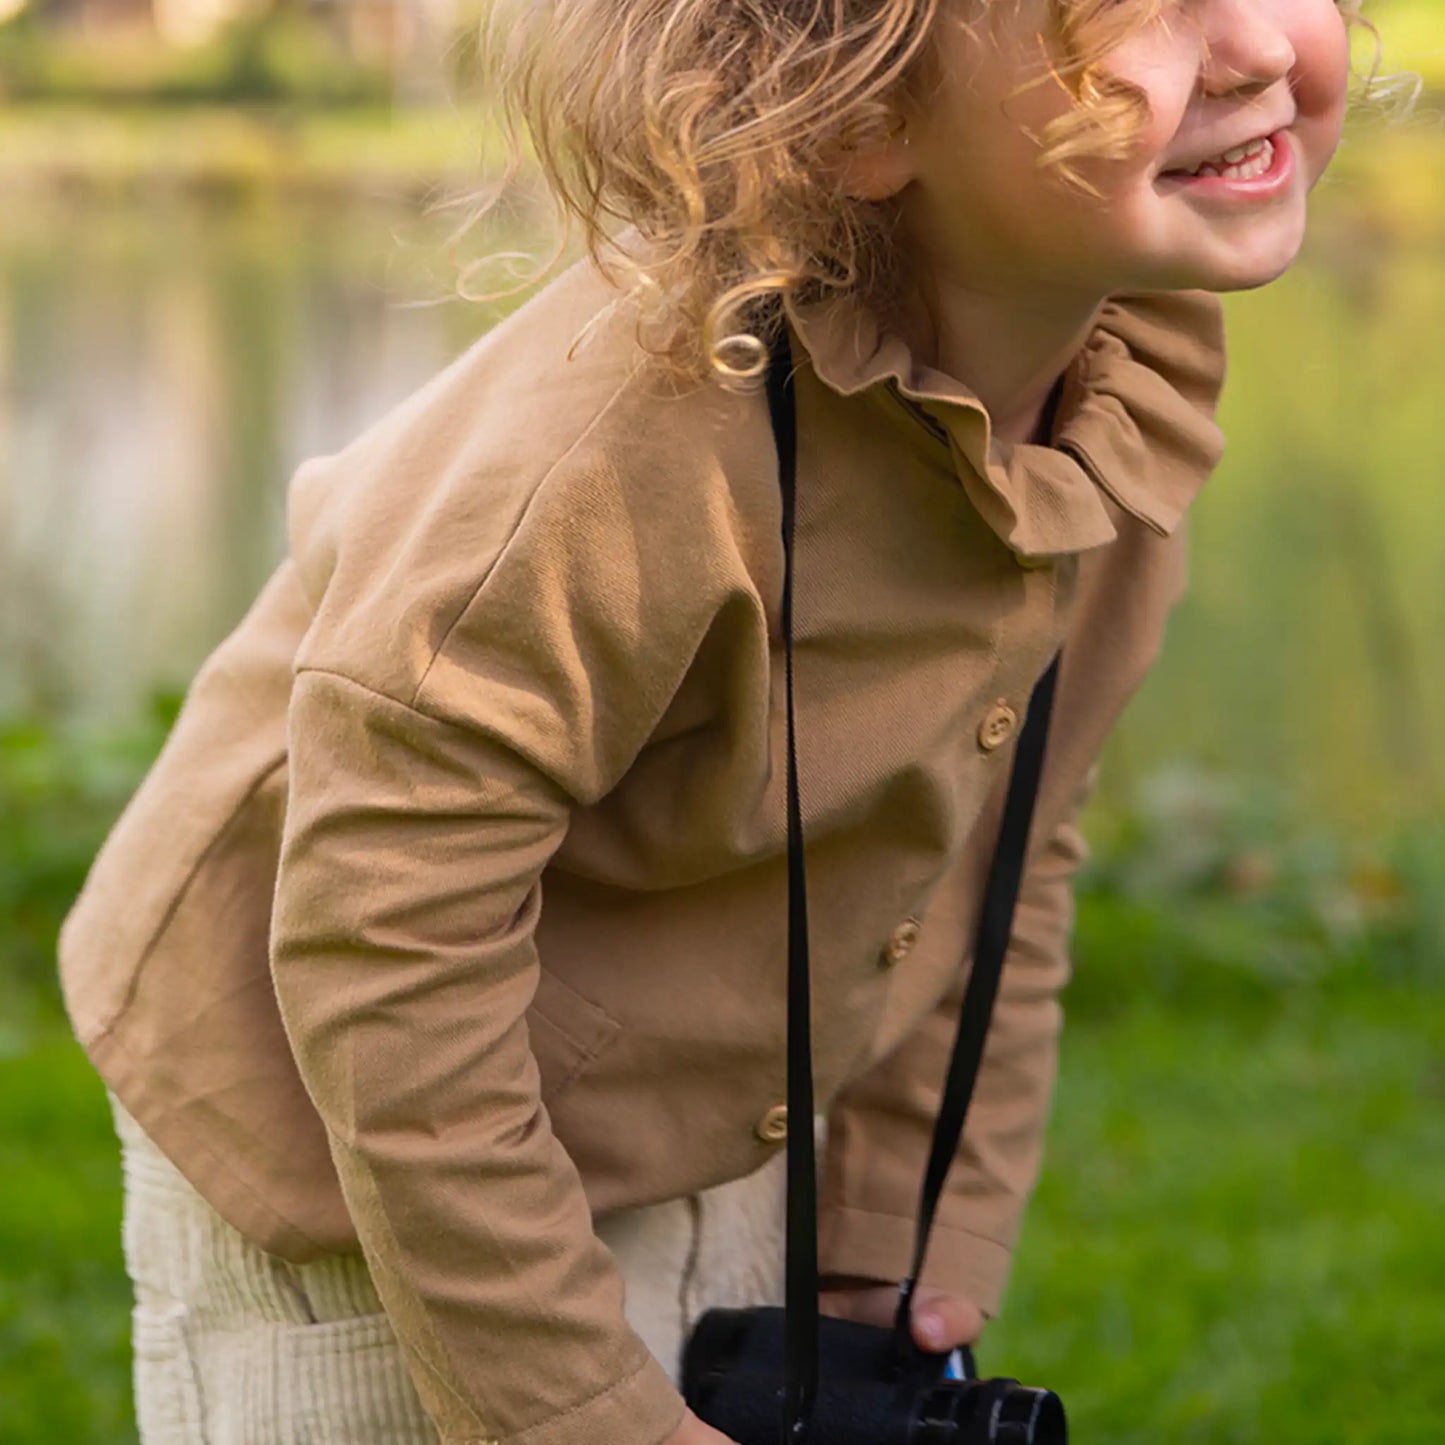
<box><xmin>59</xmin><ymin>1</ymin><xmax>1359</xmax><ymax>1442</ymax></box>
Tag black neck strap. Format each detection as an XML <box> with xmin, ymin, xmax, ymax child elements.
<box><xmin>762</xmin><ymin>313</ymin><xmax>1061</xmax><ymax>1444</ymax></box>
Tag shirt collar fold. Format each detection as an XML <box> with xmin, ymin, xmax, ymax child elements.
<box><xmin>782</xmin><ymin>286</ymin><xmax>1227</xmax><ymax>557</ymax></box>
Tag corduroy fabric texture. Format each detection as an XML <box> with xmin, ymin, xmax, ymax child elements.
<box><xmin>113</xmin><ymin>1098</ymin><xmax>803</xmax><ymax>1444</ymax></box>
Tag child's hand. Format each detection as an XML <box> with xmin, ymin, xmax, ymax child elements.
<box><xmin>818</xmin><ymin>1275</ymin><xmax>985</xmax><ymax>1353</ymax></box>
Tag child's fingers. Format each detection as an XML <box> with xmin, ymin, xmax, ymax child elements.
<box><xmin>911</xmin><ymin>1288</ymin><xmax>985</xmax><ymax>1350</ymax></box>
<box><xmin>817</xmin><ymin>1280</ymin><xmax>985</xmax><ymax>1351</ymax></box>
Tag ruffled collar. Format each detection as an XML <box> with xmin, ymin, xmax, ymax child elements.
<box><xmin>781</xmin><ymin>286</ymin><xmax>1228</xmax><ymax>558</ymax></box>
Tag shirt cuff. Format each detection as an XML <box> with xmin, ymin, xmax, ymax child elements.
<box><xmin>817</xmin><ymin>1203</ymin><xmax>1015</xmax><ymax>1319</ymax></box>
<box><xmin>451</xmin><ymin>1348</ymin><xmax>686</xmax><ymax>1445</ymax></box>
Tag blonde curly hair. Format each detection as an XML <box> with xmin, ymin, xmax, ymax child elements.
<box><xmin>450</xmin><ymin>0</ymin><xmax>1411</xmax><ymax>389</ymax></box>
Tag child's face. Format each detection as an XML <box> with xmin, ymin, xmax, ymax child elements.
<box><xmin>892</xmin><ymin>0</ymin><xmax>1351</xmax><ymax>302</ymax></box>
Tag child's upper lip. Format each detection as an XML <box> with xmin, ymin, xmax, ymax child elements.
<box><xmin>1161</xmin><ymin>119</ymin><xmax>1295</xmax><ymax>175</ymax></box>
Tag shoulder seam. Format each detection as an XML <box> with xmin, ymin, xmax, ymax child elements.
<box><xmin>288</xmin><ymin>669</ymin><xmax>569</xmax><ymax>805</ymax></box>
<box><xmin>294</xmin><ymin>666</ymin><xmax>473</xmax><ymax>730</ymax></box>
<box><xmin>407</xmin><ymin>358</ymin><xmax>650</xmax><ymax>711</ymax></box>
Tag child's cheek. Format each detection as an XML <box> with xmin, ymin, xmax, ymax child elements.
<box><xmin>1291</xmin><ymin>1</ymin><xmax>1353</xmax><ymax>184</ymax></box>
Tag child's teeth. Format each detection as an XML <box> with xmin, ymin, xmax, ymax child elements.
<box><xmin>1191</xmin><ymin>138</ymin><xmax>1273</xmax><ymax>180</ymax></box>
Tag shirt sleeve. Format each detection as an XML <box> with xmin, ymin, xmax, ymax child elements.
<box><xmin>269</xmin><ymin>437</ymin><xmax>747</xmax><ymax>1445</ymax></box>
<box><xmin>815</xmin><ymin>759</ymin><xmax>1096</xmax><ymax>1319</ymax></box>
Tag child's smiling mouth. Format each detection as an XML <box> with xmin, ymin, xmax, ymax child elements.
<box><xmin>1156</xmin><ymin>128</ymin><xmax>1297</xmax><ymax>203</ymax></box>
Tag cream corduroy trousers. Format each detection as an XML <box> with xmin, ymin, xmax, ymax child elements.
<box><xmin>112</xmin><ymin>1100</ymin><xmax>800</xmax><ymax>1444</ymax></box>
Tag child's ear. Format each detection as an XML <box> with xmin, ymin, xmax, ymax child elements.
<box><xmin>827</xmin><ymin>114</ymin><xmax>917</xmax><ymax>202</ymax></box>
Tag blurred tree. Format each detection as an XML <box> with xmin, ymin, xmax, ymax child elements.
<box><xmin>13</xmin><ymin>0</ymin><xmax>465</xmax><ymax>87</ymax></box>
<box><xmin>33</xmin><ymin>0</ymin><xmax>153</xmax><ymax>31</ymax></box>
<box><xmin>152</xmin><ymin>0</ymin><xmax>266</xmax><ymax>47</ymax></box>
<box><xmin>329</xmin><ymin>0</ymin><xmax>454</xmax><ymax>96</ymax></box>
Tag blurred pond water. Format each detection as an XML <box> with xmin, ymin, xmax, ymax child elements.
<box><xmin>1</xmin><ymin>144</ymin><xmax>1441</xmax><ymax>842</ymax></box>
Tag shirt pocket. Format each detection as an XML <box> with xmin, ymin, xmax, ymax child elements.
<box><xmin>526</xmin><ymin>968</ymin><xmax>623</xmax><ymax>1104</ymax></box>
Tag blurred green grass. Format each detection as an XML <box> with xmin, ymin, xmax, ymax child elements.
<box><xmin>2</xmin><ymin>711</ymin><xmax>1442</xmax><ymax>1442</ymax></box>
<box><xmin>993</xmin><ymin>916</ymin><xmax>1445</xmax><ymax>1444</ymax></box>
<box><xmin>0</xmin><ymin>1030</ymin><xmax>133</xmax><ymax>1443</ymax></box>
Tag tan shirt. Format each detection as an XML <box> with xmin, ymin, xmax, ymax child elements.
<box><xmin>59</xmin><ymin>249</ymin><xmax>1226</xmax><ymax>1445</ymax></box>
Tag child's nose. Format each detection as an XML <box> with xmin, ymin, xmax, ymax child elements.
<box><xmin>1197</xmin><ymin>0</ymin><xmax>1298</xmax><ymax>99</ymax></box>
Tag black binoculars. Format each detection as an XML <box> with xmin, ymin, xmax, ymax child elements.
<box><xmin>683</xmin><ymin>1305</ymin><xmax>1067</xmax><ymax>1445</ymax></box>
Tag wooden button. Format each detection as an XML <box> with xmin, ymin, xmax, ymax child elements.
<box><xmin>881</xmin><ymin>918</ymin><xmax>921</xmax><ymax>969</ymax></box>
<box><xmin>978</xmin><ymin>701</ymin><xmax>1019</xmax><ymax>752</ymax></box>
<box><xmin>754</xmin><ymin>1104</ymin><xmax>789</xmax><ymax>1144</ymax></box>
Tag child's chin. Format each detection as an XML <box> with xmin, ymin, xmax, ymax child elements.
<box><xmin>1162</xmin><ymin>240</ymin><xmax>1306</xmax><ymax>297</ymax></box>
<box><xmin>1207</xmin><ymin>251</ymin><xmax>1304</xmax><ymax>295</ymax></box>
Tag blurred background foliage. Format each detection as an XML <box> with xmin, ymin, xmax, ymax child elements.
<box><xmin>0</xmin><ymin>0</ymin><xmax>1443</xmax><ymax>1441</ymax></box>
<box><xmin>0</xmin><ymin>0</ymin><xmax>458</xmax><ymax>105</ymax></box>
